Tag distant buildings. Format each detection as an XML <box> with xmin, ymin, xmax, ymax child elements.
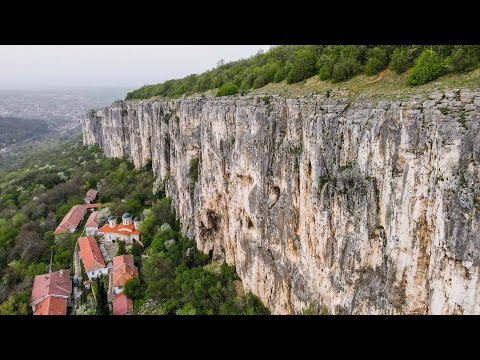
<box><xmin>85</xmin><ymin>211</ymin><xmax>99</xmax><ymax>236</ymax></box>
<box><xmin>54</xmin><ymin>204</ymin><xmax>101</xmax><ymax>236</ymax></box>
<box><xmin>97</xmin><ymin>213</ymin><xmax>141</xmax><ymax>245</ymax></box>
<box><xmin>84</xmin><ymin>189</ymin><xmax>98</xmax><ymax>204</ymax></box>
<box><xmin>112</xmin><ymin>255</ymin><xmax>138</xmax><ymax>315</ymax></box>
<box><xmin>30</xmin><ymin>269</ymin><xmax>72</xmax><ymax>315</ymax></box>
<box><xmin>78</xmin><ymin>236</ymin><xmax>108</xmax><ymax>280</ymax></box>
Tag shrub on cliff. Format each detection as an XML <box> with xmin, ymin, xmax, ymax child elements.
<box><xmin>407</xmin><ymin>49</ymin><xmax>446</xmax><ymax>86</ymax></box>
<box><xmin>188</xmin><ymin>157</ymin><xmax>199</xmax><ymax>182</ymax></box>
<box><xmin>216</xmin><ymin>82</ymin><xmax>238</xmax><ymax>97</ymax></box>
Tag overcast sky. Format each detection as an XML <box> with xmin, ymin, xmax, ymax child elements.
<box><xmin>0</xmin><ymin>45</ymin><xmax>271</xmax><ymax>90</ymax></box>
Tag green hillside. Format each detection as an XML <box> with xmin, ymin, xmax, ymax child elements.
<box><xmin>0</xmin><ymin>135</ymin><xmax>269</xmax><ymax>315</ymax></box>
<box><xmin>0</xmin><ymin>117</ymin><xmax>52</xmax><ymax>148</ymax></box>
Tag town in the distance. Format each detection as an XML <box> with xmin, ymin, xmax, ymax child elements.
<box><xmin>29</xmin><ymin>188</ymin><xmax>142</xmax><ymax>315</ymax></box>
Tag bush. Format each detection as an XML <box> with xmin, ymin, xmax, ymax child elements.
<box><xmin>188</xmin><ymin>157</ymin><xmax>199</xmax><ymax>183</ymax></box>
<box><xmin>332</xmin><ymin>57</ymin><xmax>359</xmax><ymax>82</ymax></box>
<box><xmin>124</xmin><ymin>277</ymin><xmax>143</xmax><ymax>299</ymax></box>
<box><xmin>216</xmin><ymin>82</ymin><xmax>238</xmax><ymax>97</ymax></box>
<box><xmin>117</xmin><ymin>241</ymin><xmax>126</xmax><ymax>256</ymax></box>
<box><xmin>286</xmin><ymin>47</ymin><xmax>319</xmax><ymax>84</ymax></box>
<box><xmin>448</xmin><ymin>46</ymin><xmax>479</xmax><ymax>72</ymax></box>
<box><xmin>390</xmin><ymin>48</ymin><xmax>413</xmax><ymax>74</ymax></box>
<box><xmin>273</xmin><ymin>64</ymin><xmax>289</xmax><ymax>83</ymax></box>
<box><xmin>252</xmin><ymin>75</ymin><xmax>267</xmax><ymax>89</ymax></box>
<box><xmin>318</xmin><ymin>62</ymin><xmax>334</xmax><ymax>80</ymax></box>
<box><xmin>407</xmin><ymin>49</ymin><xmax>446</xmax><ymax>86</ymax></box>
<box><xmin>365</xmin><ymin>47</ymin><xmax>389</xmax><ymax>75</ymax></box>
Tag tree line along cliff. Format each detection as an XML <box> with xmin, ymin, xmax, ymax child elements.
<box><xmin>125</xmin><ymin>45</ymin><xmax>480</xmax><ymax>100</ymax></box>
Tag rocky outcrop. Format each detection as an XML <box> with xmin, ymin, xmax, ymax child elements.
<box><xmin>82</xmin><ymin>89</ymin><xmax>480</xmax><ymax>314</ymax></box>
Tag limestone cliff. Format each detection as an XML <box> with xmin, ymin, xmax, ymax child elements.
<box><xmin>82</xmin><ymin>89</ymin><xmax>480</xmax><ymax>314</ymax></box>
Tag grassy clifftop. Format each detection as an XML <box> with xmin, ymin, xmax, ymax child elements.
<box><xmin>251</xmin><ymin>67</ymin><xmax>480</xmax><ymax>101</ymax></box>
<box><xmin>125</xmin><ymin>45</ymin><xmax>480</xmax><ymax>101</ymax></box>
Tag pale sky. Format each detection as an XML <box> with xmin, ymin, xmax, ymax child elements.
<box><xmin>0</xmin><ymin>45</ymin><xmax>271</xmax><ymax>90</ymax></box>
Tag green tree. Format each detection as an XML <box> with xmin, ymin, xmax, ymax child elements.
<box><xmin>286</xmin><ymin>47</ymin><xmax>319</xmax><ymax>84</ymax></box>
<box><xmin>216</xmin><ymin>82</ymin><xmax>238</xmax><ymax>97</ymax></box>
<box><xmin>390</xmin><ymin>47</ymin><xmax>413</xmax><ymax>74</ymax></box>
<box><xmin>365</xmin><ymin>47</ymin><xmax>389</xmax><ymax>75</ymax></box>
<box><xmin>124</xmin><ymin>277</ymin><xmax>143</xmax><ymax>299</ymax></box>
<box><xmin>0</xmin><ymin>294</ymin><xmax>28</xmax><ymax>315</ymax></box>
<box><xmin>273</xmin><ymin>64</ymin><xmax>289</xmax><ymax>83</ymax></box>
<box><xmin>130</xmin><ymin>241</ymin><xmax>143</xmax><ymax>261</ymax></box>
<box><xmin>244</xmin><ymin>291</ymin><xmax>270</xmax><ymax>315</ymax></box>
<box><xmin>448</xmin><ymin>46</ymin><xmax>479</xmax><ymax>72</ymax></box>
<box><xmin>94</xmin><ymin>278</ymin><xmax>109</xmax><ymax>315</ymax></box>
<box><xmin>117</xmin><ymin>241</ymin><xmax>126</xmax><ymax>256</ymax></box>
<box><xmin>407</xmin><ymin>49</ymin><xmax>446</xmax><ymax>86</ymax></box>
<box><xmin>332</xmin><ymin>57</ymin><xmax>359</xmax><ymax>82</ymax></box>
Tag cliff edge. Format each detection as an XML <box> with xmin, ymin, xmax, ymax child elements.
<box><xmin>82</xmin><ymin>89</ymin><xmax>480</xmax><ymax>314</ymax></box>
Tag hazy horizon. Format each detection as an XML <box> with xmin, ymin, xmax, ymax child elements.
<box><xmin>0</xmin><ymin>45</ymin><xmax>270</xmax><ymax>90</ymax></box>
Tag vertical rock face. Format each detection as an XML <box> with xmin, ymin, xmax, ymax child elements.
<box><xmin>82</xmin><ymin>90</ymin><xmax>480</xmax><ymax>314</ymax></box>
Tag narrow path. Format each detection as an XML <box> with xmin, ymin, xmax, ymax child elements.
<box><xmin>107</xmin><ymin>267</ymin><xmax>114</xmax><ymax>302</ymax></box>
<box><xmin>72</xmin><ymin>241</ymin><xmax>83</xmax><ymax>314</ymax></box>
<box><xmin>367</xmin><ymin>67</ymin><xmax>388</xmax><ymax>84</ymax></box>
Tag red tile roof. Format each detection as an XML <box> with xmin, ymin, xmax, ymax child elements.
<box><xmin>85</xmin><ymin>211</ymin><xmax>99</xmax><ymax>228</ymax></box>
<box><xmin>85</xmin><ymin>189</ymin><xmax>98</xmax><ymax>202</ymax></box>
<box><xmin>113</xmin><ymin>292</ymin><xmax>134</xmax><ymax>315</ymax></box>
<box><xmin>31</xmin><ymin>269</ymin><xmax>72</xmax><ymax>305</ymax></box>
<box><xmin>98</xmin><ymin>221</ymin><xmax>140</xmax><ymax>235</ymax></box>
<box><xmin>78</xmin><ymin>236</ymin><xmax>105</xmax><ymax>272</ymax></box>
<box><xmin>112</xmin><ymin>255</ymin><xmax>138</xmax><ymax>288</ymax></box>
<box><xmin>54</xmin><ymin>204</ymin><xmax>101</xmax><ymax>235</ymax></box>
<box><xmin>33</xmin><ymin>296</ymin><xmax>68</xmax><ymax>315</ymax></box>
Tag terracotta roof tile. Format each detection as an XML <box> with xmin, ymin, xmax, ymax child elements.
<box><xmin>85</xmin><ymin>211</ymin><xmax>99</xmax><ymax>228</ymax></box>
<box><xmin>113</xmin><ymin>292</ymin><xmax>134</xmax><ymax>315</ymax></box>
<box><xmin>78</xmin><ymin>236</ymin><xmax>105</xmax><ymax>272</ymax></box>
<box><xmin>84</xmin><ymin>189</ymin><xmax>98</xmax><ymax>202</ymax></box>
<box><xmin>98</xmin><ymin>222</ymin><xmax>140</xmax><ymax>235</ymax></box>
<box><xmin>112</xmin><ymin>255</ymin><xmax>138</xmax><ymax>288</ymax></box>
<box><xmin>54</xmin><ymin>204</ymin><xmax>101</xmax><ymax>235</ymax></box>
<box><xmin>31</xmin><ymin>269</ymin><xmax>72</xmax><ymax>304</ymax></box>
<box><xmin>33</xmin><ymin>296</ymin><xmax>68</xmax><ymax>315</ymax></box>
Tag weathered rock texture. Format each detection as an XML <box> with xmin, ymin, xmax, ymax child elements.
<box><xmin>82</xmin><ymin>90</ymin><xmax>480</xmax><ymax>314</ymax></box>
